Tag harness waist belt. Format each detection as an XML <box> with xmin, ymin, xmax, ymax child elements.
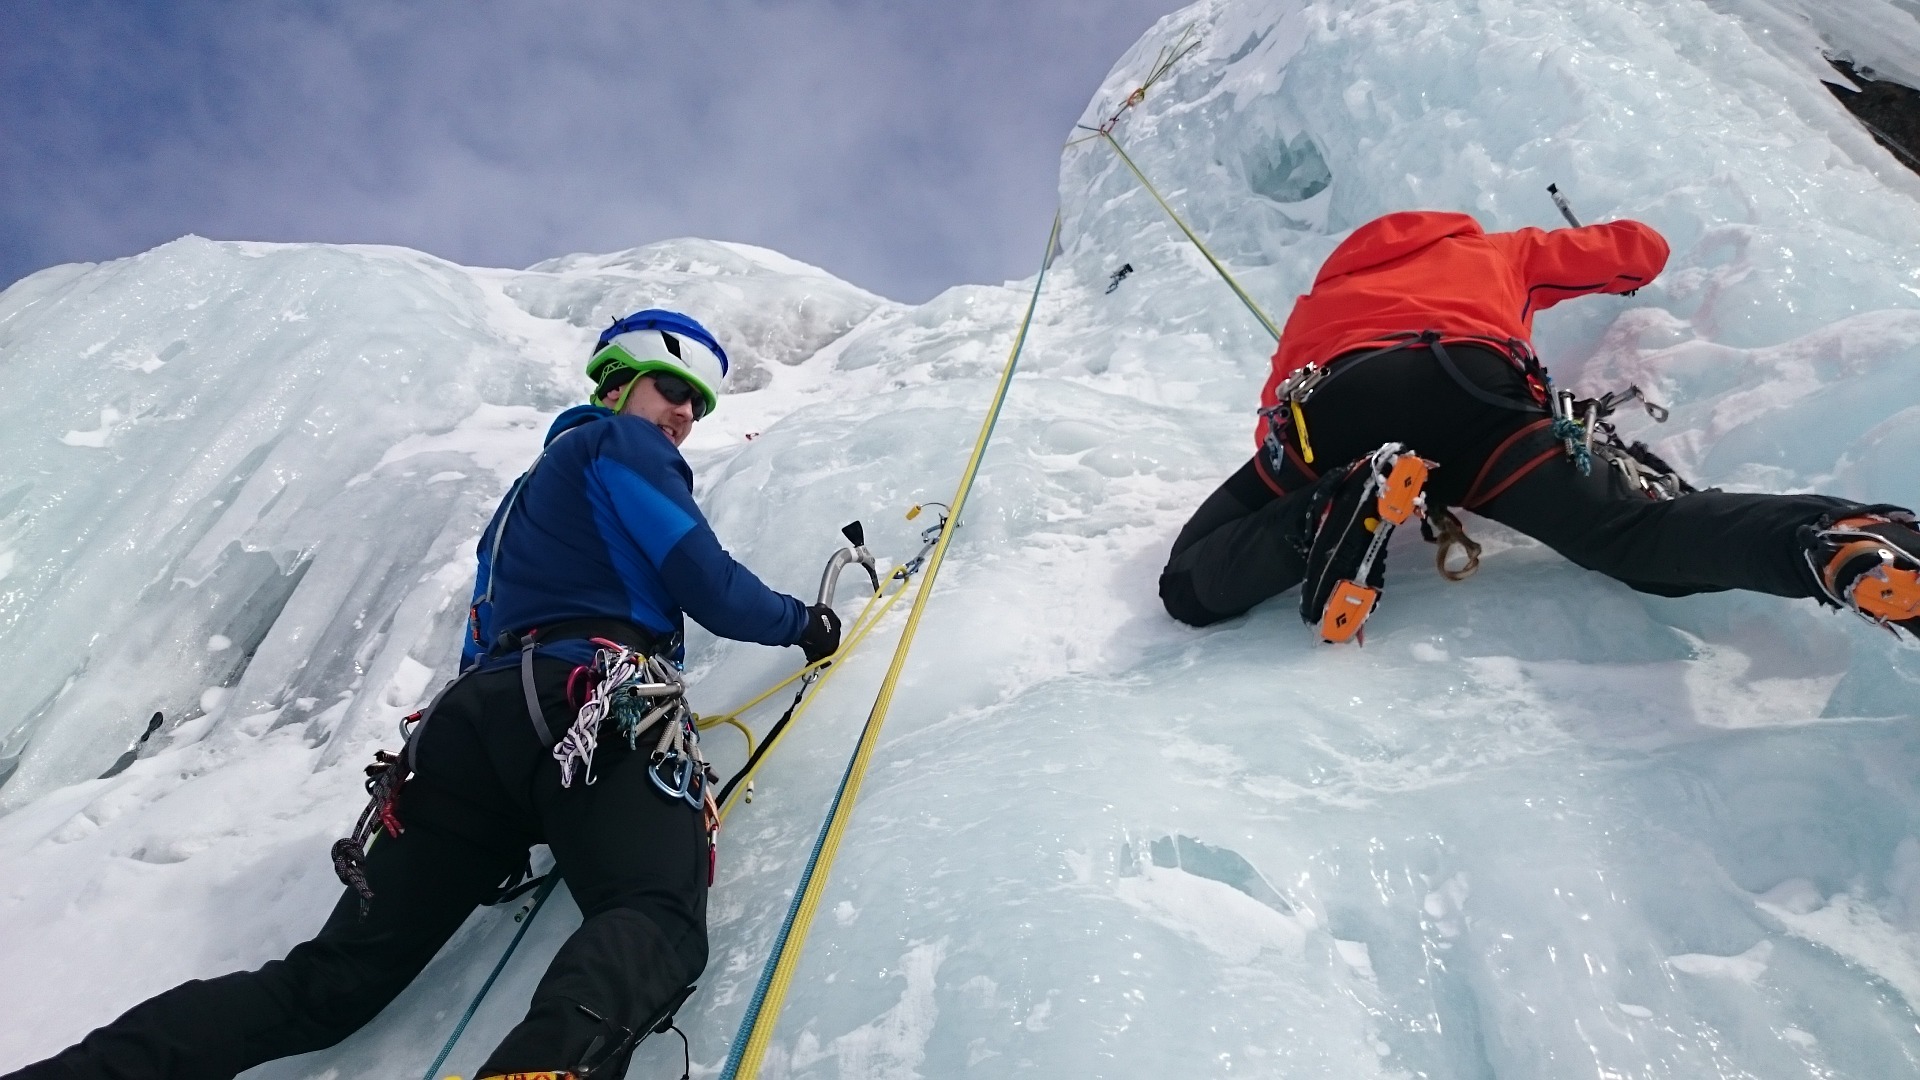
<box><xmin>1306</xmin><ymin>331</ymin><xmax>1544</xmax><ymax>410</ymax></box>
<box><xmin>520</xmin><ymin>618</ymin><xmax>667</xmax><ymax>655</ymax></box>
<box><xmin>507</xmin><ymin>618</ymin><xmax>668</xmax><ymax>751</ymax></box>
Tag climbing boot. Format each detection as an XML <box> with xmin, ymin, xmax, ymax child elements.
<box><xmin>1299</xmin><ymin>443</ymin><xmax>1432</xmax><ymax>644</ymax></box>
<box><xmin>1809</xmin><ymin>510</ymin><xmax>1920</xmax><ymax>636</ymax></box>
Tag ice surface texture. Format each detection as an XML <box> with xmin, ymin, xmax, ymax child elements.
<box><xmin>4</xmin><ymin>0</ymin><xmax>1920</xmax><ymax>1077</ymax></box>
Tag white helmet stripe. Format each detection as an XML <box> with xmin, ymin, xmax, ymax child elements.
<box><xmin>606</xmin><ymin>329</ymin><xmax>726</xmax><ymax>396</ymax></box>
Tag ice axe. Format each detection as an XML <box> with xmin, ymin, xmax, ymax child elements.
<box><xmin>816</xmin><ymin>521</ymin><xmax>880</xmax><ymax>604</ymax></box>
<box><xmin>1547</xmin><ymin>183</ymin><xmax>1582</xmax><ymax>227</ymax></box>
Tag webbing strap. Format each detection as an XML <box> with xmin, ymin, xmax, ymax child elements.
<box><xmin>1427</xmin><ymin>337</ymin><xmax>1544</xmax><ymax>414</ymax></box>
<box><xmin>718</xmin><ymin>213</ymin><xmax>1063</xmax><ymax>1080</ymax></box>
<box><xmin>520</xmin><ymin>639</ymin><xmax>555</xmax><ymax>748</ymax></box>
<box><xmin>400</xmin><ymin>674</ymin><xmax>463</xmax><ymax>772</ymax></box>
<box><xmin>482</xmin><ymin>467</ymin><xmax>536</xmax><ymax>606</ymax></box>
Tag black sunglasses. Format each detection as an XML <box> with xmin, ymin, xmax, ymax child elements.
<box><xmin>647</xmin><ymin>372</ymin><xmax>710</xmax><ymax>420</ymax></box>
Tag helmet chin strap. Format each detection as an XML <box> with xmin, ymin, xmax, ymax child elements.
<box><xmin>610</xmin><ymin>373</ymin><xmax>640</xmax><ymax>415</ymax></box>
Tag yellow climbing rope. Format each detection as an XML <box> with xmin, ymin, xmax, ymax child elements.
<box><xmin>693</xmin><ymin>580</ymin><xmax>899</xmax><ymax>759</ymax></box>
<box><xmin>720</xmin><ymin>212</ymin><xmax>1062</xmax><ymax>1080</ymax></box>
<box><xmin>1090</xmin><ymin>130</ymin><xmax>1281</xmax><ymax>343</ymax></box>
<box><xmin>1069</xmin><ymin>25</ymin><xmax>1283</xmax><ymax>345</ymax></box>
<box><xmin>712</xmin><ymin>566</ymin><xmax>919</xmax><ymax>821</ymax></box>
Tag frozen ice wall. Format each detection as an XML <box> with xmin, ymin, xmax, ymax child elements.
<box><xmin>0</xmin><ymin>237</ymin><xmax>883</xmax><ymax>809</ymax></box>
<box><xmin>5</xmin><ymin>0</ymin><xmax>1920</xmax><ymax>1077</ymax></box>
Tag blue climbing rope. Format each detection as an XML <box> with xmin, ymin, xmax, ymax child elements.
<box><xmin>420</xmin><ymin>875</ymin><xmax>561</xmax><ymax>1080</ymax></box>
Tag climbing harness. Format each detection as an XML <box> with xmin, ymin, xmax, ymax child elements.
<box><xmin>717</xmin><ymin>213</ymin><xmax>1061</xmax><ymax>1080</ymax></box>
<box><xmin>412</xmin><ymin>523</ymin><xmax>927</xmax><ymax>1080</ymax></box>
<box><xmin>1298</xmin><ymin>443</ymin><xmax>1434</xmax><ymax>644</ymax></box>
<box><xmin>1258</xmin><ymin>331</ymin><xmax>1551</xmax><ymax>478</ymax></box>
<box><xmin>1266</xmin><ymin>329</ymin><xmax>1690</xmax><ymax>494</ymax></box>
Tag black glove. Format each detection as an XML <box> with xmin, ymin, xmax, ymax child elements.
<box><xmin>797</xmin><ymin>604</ymin><xmax>842</xmax><ymax>665</ymax></box>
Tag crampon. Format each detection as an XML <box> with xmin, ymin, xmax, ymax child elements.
<box><xmin>1299</xmin><ymin>443</ymin><xmax>1433</xmax><ymax>644</ymax></box>
<box><xmin>1811</xmin><ymin>511</ymin><xmax>1920</xmax><ymax>635</ymax></box>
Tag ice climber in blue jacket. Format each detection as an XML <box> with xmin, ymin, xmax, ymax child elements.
<box><xmin>7</xmin><ymin>310</ymin><xmax>842</xmax><ymax>1080</ymax></box>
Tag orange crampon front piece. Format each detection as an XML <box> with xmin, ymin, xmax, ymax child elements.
<box><xmin>1376</xmin><ymin>454</ymin><xmax>1430</xmax><ymax>526</ymax></box>
<box><xmin>1829</xmin><ymin>540</ymin><xmax>1920</xmax><ymax>622</ymax></box>
<box><xmin>1319</xmin><ymin>579</ymin><xmax>1379</xmax><ymax>644</ymax></box>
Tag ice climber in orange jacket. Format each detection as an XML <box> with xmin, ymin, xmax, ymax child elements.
<box><xmin>1159</xmin><ymin>210</ymin><xmax>1920</xmax><ymax>643</ymax></box>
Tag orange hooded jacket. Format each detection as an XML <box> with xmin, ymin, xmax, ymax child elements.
<box><xmin>1254</xmin><ymin>211</ymin><xmax>1669</xmax><ymax>449</ymax></box>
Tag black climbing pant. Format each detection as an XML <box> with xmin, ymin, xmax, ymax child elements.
<box><xmin>5</xmin><ymin>656</ymin><xmax>707</xmax><ymax>1080</ymax></box>
<box><xmin>1160</xmin><ymin>344</ymin><xmax>1862</xmax><ymax>626</ymax></box>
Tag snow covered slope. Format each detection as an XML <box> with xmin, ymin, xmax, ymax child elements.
<box><xmin>5</xmin><ymin>0</ymin><xmax>1920</xmax><ymax>1077</ymax></box>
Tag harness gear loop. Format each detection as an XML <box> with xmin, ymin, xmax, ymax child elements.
<box><xmin>328</xmin><ymin>750</ymin><xmax>406</xmax><ymax>916</ymax></box>
<box><xmin>330</xmin><ymin>676</ymin><xmax>461</xmax><ymax>915</ymax></box>
<box><xmin>1560</xmin><ymin>383</ymin><xmax>1693</xmax><ymax>500</ymax></box>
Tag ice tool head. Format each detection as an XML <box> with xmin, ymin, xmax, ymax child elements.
<box><xmin>586</xmin><ymin>309</ymin><xmax>729</xmax><ymax>418</ymax></box>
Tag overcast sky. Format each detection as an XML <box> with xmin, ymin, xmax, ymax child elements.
<box><xmin>2</xmin><ymin>1</ymin><xmax>1186</xmax><ymax>303</ymax></box>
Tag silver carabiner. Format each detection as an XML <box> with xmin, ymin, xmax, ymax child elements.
<box><xmin>681</xmin><ymin>759</ymin><xmax>712</xmax><ymax>809</ymax></box>
<box><xmin>650</xmin><ymin>749</ymin><xmax>695</xmax><ymax>801</ymax></box>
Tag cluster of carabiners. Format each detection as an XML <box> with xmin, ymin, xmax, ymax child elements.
<box><xmin>554</xmin><ymin>641</ymin><xmax>687</xmax><ymax>788</ymax></box>
<box><xmin>1259</xmin><ymin>361</ymin><xmax>1330</xmax><ymax>471</ymax></box>
<box><xmin>630</xmin><ymin>663</ymin><xmax>721</xmax><ymax>885</ymax></box>
<box><xmin>1551</xmin><ymin>383</ymin><xmax>1690</xmax><ymax>499</ymax></box>
<box><xmin>647</xmin><ymin>704</ymin><xmax>716</xmax><ymax>811</ymax></box>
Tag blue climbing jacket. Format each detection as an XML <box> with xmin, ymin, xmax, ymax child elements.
<box><xmin>461</xmin><ymin>404</ymin><xmax>807</xmax><ymax>670</ymax></box>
